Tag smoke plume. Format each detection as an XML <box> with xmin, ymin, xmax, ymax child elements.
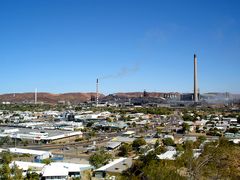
<box><xmin>100</xmin><ymin>64</ymin><xmax>139</xmax><ymax>80</ymax></box>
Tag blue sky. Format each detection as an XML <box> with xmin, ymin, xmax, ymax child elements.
<box><xmin>0</xmin><ymin>0</ymin><xmax>240</xmax><ymax>94</ymax></box>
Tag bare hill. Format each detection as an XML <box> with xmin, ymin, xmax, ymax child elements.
<box><xmin>0</xmin><ymin>92</ymin><xmax>104</xmax><ymax>104</ymax></box>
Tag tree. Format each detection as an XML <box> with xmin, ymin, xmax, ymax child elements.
<box><xmin>11</xmin><ymin>163</ymin><xmax>23</xmax><ymax>180</ymax></box>
<box><xmin>0</xmin><ymin>136</ymin><xmax>12</xmax><ymax>147</ymax></box>
<box><xmin>144</xmin><ymin>124</ymin><xmax>149</xmax><ymax>131</ymax></box>
<box><xmin>162</xmin><ymin>138</ymin><xmax>175</xmax><ymax>146</ymax></box>
<box><xmin>86</xmin><ymin>121</ymin><xmax>94</xmax><ymax>127</ymax></box>
<box><xmin>182</xmin><ymin>114</ymin><xmax>195</xmax><ymax>121</ymax></box>
<box><xmin>132</xmin><ymin>122</ymin><xmax>136</xmax><ymax>128</ymax></box>
<box><xmin>89</xmin><ymin>150</ymin><xmax>112</xmax><ymax>168</ymax></box>
<box><xmin>182</xmin><ymin>123</ymin><xmax>190</xmax><ymax>134</ymax></box>
<box><xmin>142</xmin><ymin>160</ymin><xmax>186</xmax><ymax>180</ymax></box>
<box><xmin>155</xmin><ymin>146</ymin><xmax>166</xmax><ymax>155</ymax></box>
<box><xmin>132</xmin><ymin>138</ymin><xmax>146</xmax><ymax>151</ymax></box>
<box><xmin>0</xmin><ymin>164</ymin><xmax>11</xmax><ymax>180</ymax></box>
<box><xmin>41</xmin><ymin>158</ymin><xmax>52</xmax><ymax>165</ymax></box>
<box><xmin>122</xmin><ymin>159</ymin><xmax>185</xmax><ymax>180</ymax></box>
<box><xmin>121</xmin><ymin>137</ymin><xmax>240</xmax><ymax>180</ymax></box>
<box><xmin>178</xmin><ymin>138</ymin><xmax>240</xmax><ymax>180</ymax></box>
<box><xmin>75</xmin><ymin>106</ymin><xmax>82</xmax><ymax>111</ymax></box>
<box><xmin>25</xmin><ymin>172</ymin><xmax>40</xmax><ymax>180</ymax></box>
<box><xmin>197</xmin><ymin>136</ymin><xmax>206</xmax><ymax>143</ymax></box>
<box><xmin>118</xmin><ymin>143</ymin><xmax>132</xmax><ymax>157</ymax></box>
<box><xmin>0</xmin><ymin>152</ymin><xmax>23</xmax><ymax>180</ymax></box>
<box><xmin>106</xmin><ymin>117</ymin><xmax>112</xmax><ymax>122</ymax></box>
<box><xmin>87</xmin><ymin>130</ymin><xmax>96</xmax><ymax>139</ymax></box>
<box><xmin>154</xmin><ymin>139</ymin><xmax>160</xmax><ymax>149</ymax></box>
<box><xmin>227</xmin><ymin>128</ymin><xmax>239</xmax><ymax>134</ymax></box>
<box><xmin>1</xmin><ymin>152</ymin><xmax>13</xmax><ymax>164</ymax></box>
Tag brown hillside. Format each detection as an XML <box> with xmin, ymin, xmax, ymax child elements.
<box><xmin>0</xmin><ymin>92</ymin><xmax>104</xmax><ymax>104</ymax></box>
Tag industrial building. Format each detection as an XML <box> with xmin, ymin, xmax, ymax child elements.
<box><xmin>0</xmin><ymin>127</ymin><xmax>83</xmax><ymax>143</ymax></box>
<box><xmin>8</xmin><ymin>148</ymin><xmax>52</xmax><ymax>161</ymax></box>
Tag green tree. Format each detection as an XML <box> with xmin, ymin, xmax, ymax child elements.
<box><xmin>41</xmin><ymin>158</ymin><xmax>52</xmax><ymax>165</ymax></box>
<box><xmin>0</xmin><ymin>136</ymin><xmax>12</xmax><ymax>147</ymax></box>
<box><xmin>132</xmin><ymin>122</ymin><xmax>136</xmax><ymax>128</ymax></box>
<box><xmin>89</xmin><ymin>150</ymin><xmax>112</xmax><ymax>168</ymax></box>
<box><xmin>88</xmin><ymin>131</ymin><xmax>96</xmax><ymax>138</ymax></box>
<box><xmin>118</xmin><ymin>143</ymin><xmax>132</xmax><ymax>157</ymax></box>
<box><xmin>122</xmin><ymin>159</ymin><xmax>185</xmax><ymax>180</ymax></box>
<box><xmin>182</xmin><ymin>113</ymin><xmax>196</xmax><ymax>122</ymax></box>
<box><xmin>227</xmin><ymin>128</ymin><xmax>239</xmax><ymax>134</ymax></box>
<box><xmin>75</xmin><ymin>106</ymin><xmax>82</xmax><ymax>111</ymax></box>
<box><xmin>197</xmin><ymin>136</ymin><xmax>206</xmax><ymax>143</ymax></box>
<box><xmin>237</xmin><ymin>116</ymin><xmax>240</xmax><ymax>124</ymax></box>
<box><xmin>142</xmin><ymin>160</ymin><xmax>186</xmax><ymax>180</ymax></box>
<box><xmin>144</xmin><ymin>124</ymin><xmax>149</xmax><ymax>131</ymax></box>
<box><xmin>155</xmin><ymin>146</ymin><xmax>166</xmax><ymax>155</ymax></box>
<box><xmin>1</xmin><ymin>152</ymin><xmax>13</xmax><ymax>164</ymax></box>
<box><xmin>132</xmin><ymin>138</ymin><xmax>146</xmax><ymax>151</ymax></box>
<box><xmin>182</xmin><ymin>123</ymin><xmax>190</xmax><ymax>134</ymax></box>
<box><xmin>25</xmin><ymin>172</ymin><xmax>40</xmax><ymax>180</ymax></box>
<box><xmin>162</xmin><ymin>138</ymin><xmax>175</xmax><ymax>146</ymax></box>
<box><xmin>154</xmin><ymin>139</ymin><xmax>160</xmax><ymax>149</ymax></box>
<box><xmin>0</xmin><ymin>164</ymin><xmax>11</xmax><ymax>180</ymax></box>
<box><xmin>11</xmin><ymin>163</ymin><xmax>23</xmax><ymax>180</ymax></box>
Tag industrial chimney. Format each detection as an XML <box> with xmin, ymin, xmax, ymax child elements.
<box><xmin>35</xmin><ymin>88</ymin><xmax>38</xmax><ymax>104</ymax></box>
<box><xmin>96</xmin><ymin>78</ymin><xmax>99</xmax><ymax>106</ymax></box>
<box><xmin>194</xmin><ymin>54</ymin><xmax>199</xmax><ymax>102</ymax></box>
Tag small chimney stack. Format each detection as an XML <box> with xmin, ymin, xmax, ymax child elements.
<box><xmin>35</xmin><ymin>88</ymin><xmax>38</xmax><ymax>104</ymax></box>
<box><xmin>96</xmin><ymin>78</ymin><xmax>99</xmax><ymax>106</ymax></box>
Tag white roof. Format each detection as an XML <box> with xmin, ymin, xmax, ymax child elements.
<box><xmin>10</xmin><ymin>161</ymin><xmax>45</xmax><ymax>171</ymax></box>
<box><xmin>9</xmin><ymin>148</ymin><xmax>51</xmax><ymax>156</ymax></box>
<box><xmin>157</xmin><ymin>150</ymin><xmax>177</xmax><ymax>160</ymax></box>
<box><xmin>43</xmin><ymin>131</ymin><xmax>82</xmax><ymax>140</ymax></box>
<box><xmin>42</xmin><ymin>163</ymin><xmax>68</xmax><ymax>177</ymax></box>
<box><xmin>42</xmin><ymin>162</ymin><xmax>92</xmax><ymax>177</ymax></box>
<box><xmin>106</xmin><ymin>142</ymin><xmax>121</xmax><ymax>149</ymax></box>
<box><xmin>122</xmin><ymin>131</ymin><xmax>135</xmax><ymax>135</ymax></box>
<box><xmin>95</xmin><ymin>158</ymin><xmax>127</xmax><ymax>171</ymax></box>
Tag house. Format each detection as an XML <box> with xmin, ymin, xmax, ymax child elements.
<box><xmin>10</xmin><ymin>161</ymin><xmax>92</xmax><ymax>180</ymax></box>
<box><xmin>42</xmin><ymin>162</ymin><xmax>92</xmax><ymax>180</ymax></box>
<box><xmin>105</xmin><ymin>142</ymin><xmax>121</xmax><ymax>151</ymax></box>
<box><xmin>121</xmin><ymin>131</ymin><xmax>135</xmax><ymax>137</ymax></box>
<box><xmin>93</xmin><ymin>158</ymin><xmax>132</xmax><ymax>179</ymax></box>
<box><xmin>111</xmin><ymin>136</ymin><xmax>136</xmax><ymax>144</ymax></box>
<box><xmin>9</xmin><ymin>161</ymin><xmax>44</xmax><ymax>176</ymax></box>
<box><xmin>182</xmin><ymin>136</ymin><xmax>197</xmax><ymax>142</ymax></box>
<box><xmin>8</xmin><ymin>148</ymin><xmax>52</xmax><ymax>162</ymax></box>
<box><xmin>157</xmin><ymin>150</ymin><xmax>177</xmax><ymax>160</ymax></box>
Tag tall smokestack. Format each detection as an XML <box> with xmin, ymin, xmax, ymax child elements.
<box><xmin>194</xmin><ymin>54</ymin><xmax>198</xmax><ymax>102</ymax></box>
<box><xmin>96</xmin><ymin>78</ymin><xmax>99</xmax><ymax>106</ymax></box>
<box><xmin>35</xmin><ymin>88</ymin><xmax>37</xmax><ymax>104</ymax></box>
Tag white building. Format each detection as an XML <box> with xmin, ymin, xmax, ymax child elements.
<box><xmin>94</xmin><ymin>158</ymin><xmax>132</xmax><ymax>179</ymax></box>
<box><xmin>10</xmin><ymin>161</ymin><xmax>92</xmax><ymax>179</ymax></box>
<box><xmin>8</xmin><ymin>148</ymin><xmax>52</xmax><ymax>160</ymax></box>
<box><xmin>157</xmin><ymin>150</ymin><xmax>177</xmax><ymax>160</ymax></box>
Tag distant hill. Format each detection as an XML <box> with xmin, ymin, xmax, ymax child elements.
<box><xmin>1</xmin><ymin>91</ymin><xmax>238</xmax><ymax>105</ymax></box>
<box><xmin>0</xmin><ymin>92</ymin><xmax>104</xmax><ymax>104</ymax></box>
